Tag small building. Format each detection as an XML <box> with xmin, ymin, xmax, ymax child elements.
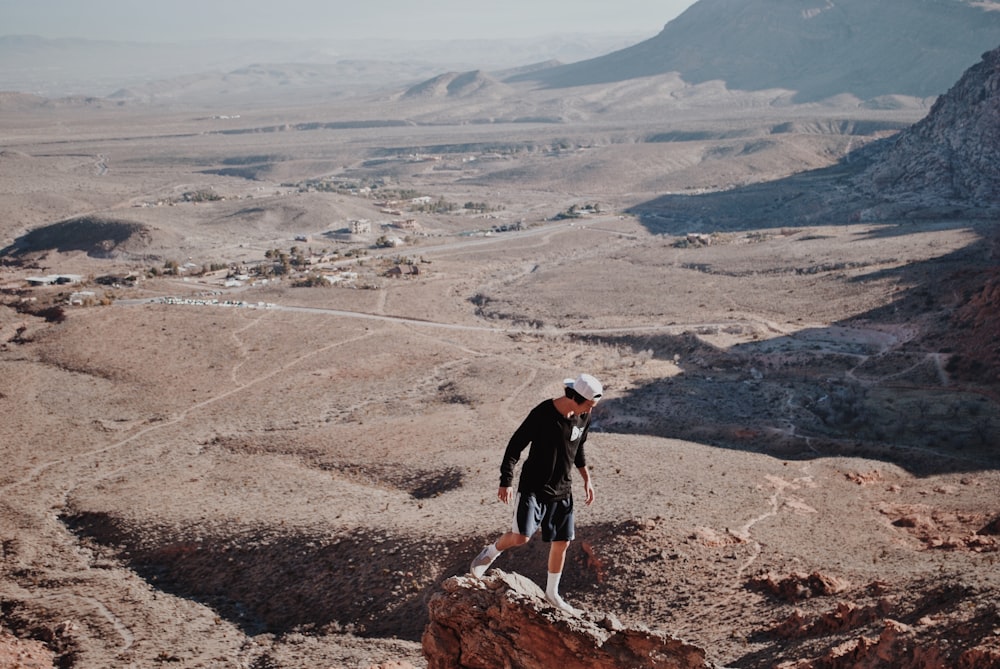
<box><xmin>350</xmin><ymin>220</ymin><xmax>372</xmax><ymax>235</ymax></box>
<box><xmin>68</xmin><ymin>291</ymin><xmax>96</xmax><ymax>305</ymax></box>
<box><xmin>25</xmin><ymin>274</ymin><xmax>83</xmax><ymax>286</ymax></box>
<box><xmin>95</xmin><ymin>274</ymin><xmax>140</xmax><ymax>287</ymax></box>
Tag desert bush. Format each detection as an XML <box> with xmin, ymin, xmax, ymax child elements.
<box><xmin>34</xmin><ymin>305</ymin><xmax>67</xmax><ymax>323</ymax></box>
<box><xmin>180</xmin><ymin>189</ymin><xmax>222</xmax><ymax>203</ymax></box>
<box><xmin>292</xmin><ymin>274</ymin><xmax>329</xmax><ymax>288</ymax></box>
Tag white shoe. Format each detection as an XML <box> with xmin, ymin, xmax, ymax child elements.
<box><xmin>470</xmin><ymin>546</ymin><xmax>497</xmax><ymax>578</ymax></box>
<box><xmin>545</xmin><ymin>592</ymin><xmax>581</xmax><ymax>616</ymax></box>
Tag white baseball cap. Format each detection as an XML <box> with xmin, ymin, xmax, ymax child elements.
<box><xmin>564</xmin><ymin>373</ymin><xmax>604</xmax><ymax>402</ymax></box>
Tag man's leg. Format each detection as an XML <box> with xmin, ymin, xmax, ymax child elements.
<box><xmin>547</xmin><ymin>540</ymin><xmax>569</xmax><ymax>574</ymax></box>
<box><xmin>545</xmin><ymin>540</ymin><xmax>580</xmax><ymax>614</ymax></box>
<box><xmin>499</xmin><ymin>532</ymin><xmax>531</xmax><ymax>552</ymax></box>
<box><xmin>470</xmin><ymin>532</ymin><xmax>530</xmax><ymax>578</ymax></box>
<box><xmin>543</xmin><ymin>492</ymin><xmax>580</xmax><ymax>615</ymax></box>
<box><xmin>472</xmin><ymin>492</ymin><xmax>542</xmax><ymax>578</ymax></box>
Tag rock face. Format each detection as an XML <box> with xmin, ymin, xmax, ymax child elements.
<box><xmin>510</xmin><ymin>0</ymin><xmax>1000</xmax><ymax>102</ymax></box>
<box><xmin>857</xmin><ymin>44</ymin><xmax>1000</xmax><ymax>216</ymax></box>
<box><xmin>422</xmin><ymin>571</ymin><xmax>720</xmax><ymax>669</ymax></box>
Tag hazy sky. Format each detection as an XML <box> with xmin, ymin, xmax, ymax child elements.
<box><xmin>1</xmin><ymin>1</ymin><xmax>697</xmax><ymax>42</ymax></box>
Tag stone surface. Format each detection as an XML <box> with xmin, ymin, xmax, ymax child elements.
<box><xmin>422</xmin><ymin>571</ymin><xmax>721</xmax><ymax>669</ymax></box>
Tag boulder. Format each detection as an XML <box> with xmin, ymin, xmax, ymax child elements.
<box><xmin>422</xmin><ymin>570</ymin><xmax>721</xmax><ymax>669</ymax></box>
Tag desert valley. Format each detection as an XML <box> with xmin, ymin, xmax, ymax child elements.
<box><xmin>1</xmin><ymin>1</ymin><xmax>999</xmax><ymax>667</ymax></box>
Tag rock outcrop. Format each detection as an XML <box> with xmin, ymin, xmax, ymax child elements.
<box><xmin>778</xmin><ymin>618</ymin><xmax>1000</xmax><ymax>669</ymax></box>
<box><xmin>747</xmin><ymin>570</ymin><xmax>851</xmax><ymax>603</ymax></box>
<box><xmin>422</xmin><ymin>570</ymin><xmax>720</xmax><ymax>669</ymax></box>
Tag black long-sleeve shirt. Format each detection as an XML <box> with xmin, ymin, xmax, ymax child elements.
<box><xmin>499</xmin><ymin>399</ymin><xmax>590</xmax><ymax>501</ymax></box>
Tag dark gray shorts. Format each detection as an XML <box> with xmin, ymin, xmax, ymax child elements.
<box><xmin>512</xmin><ymin>492</ymin><xmax>575</xmax><ymax>542</ymax></box>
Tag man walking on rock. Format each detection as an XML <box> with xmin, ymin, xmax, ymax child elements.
<box><xmin>470</xmin><ymin>373</ymin><xmax>603</xmax><ymax>615</ymax></box>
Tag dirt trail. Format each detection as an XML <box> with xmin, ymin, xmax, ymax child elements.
<box><xmin>733</xmin><ymin>466</ymin><xmax>817</xmax><ymax>581</ymax></box>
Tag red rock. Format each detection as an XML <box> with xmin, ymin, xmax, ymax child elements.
<box><xmin>422</xmin><ymin>570</ymin><xmax>720</xmax><ymax>669</ymax></box>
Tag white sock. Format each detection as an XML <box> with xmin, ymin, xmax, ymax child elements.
<box><xmin>546</xmin><ymin>571</ymin><xmax>562</xmax><ymax>599</ymax></box>
<box><xmin>485</xmin><ymin>542</ymin><xmax>501</xmax><ymax>559</ymax></box>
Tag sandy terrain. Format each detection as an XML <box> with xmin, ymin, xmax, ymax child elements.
<box><xmin>0</xmin><ymin>81</ymin><xmax>997</xmax><ymax>668</ymax></box>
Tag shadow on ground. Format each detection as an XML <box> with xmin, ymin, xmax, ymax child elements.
<box><xmin>57</xmin><ymin>509</ymin><xmax>1000</xmax><ymax>668</ymax></box>
<box><xmin>604</xmin><ymin>143</ymin><xmax>1000</xmax><ymax>475</ymax></box>
<box><xmin>61</xmin><ymin>510</ymin><xmax>483</xmax><ymax>641</ymax></box>
<box><xmin>57</xmin><ymin>511</ymin><xmax>623</xmax><ymax>643</ymax></box>
<box><xmin>582</xmin><ymin>226</ymin><xmax>1000</xmax><ymax>475</ymax></box>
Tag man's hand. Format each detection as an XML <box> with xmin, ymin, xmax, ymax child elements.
<box><xmin>498</xmin><ymin>486</ymin><xmax>514</xmax><ymax>504</ymax></box>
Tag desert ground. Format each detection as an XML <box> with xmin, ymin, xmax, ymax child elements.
<box><xmin>1</xmin><ymin>77</ymin><xmax>998</xmax><ymax>668</ymax></box>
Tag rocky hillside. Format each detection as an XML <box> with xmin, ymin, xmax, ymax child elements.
<box><xmin>865</xmin><ymin>40</ymin><xmax>1000</xmax><ymax>382</ymax></box>
<box><xmin>631</xmin><ymin>43</ymin><xmax>1000</xmax><ymax>228</ymax></box>
<box><xmin>857</xmin><ymin>44</ymin><xmax>1000</xmax><ymax>217</ymax></box>
<box><xmin>626</xmin><ymin>44</ymin><xmax>1000</xmax><ymax>390</ymax></box>
<box><xmin>0</xmin><ymin>218</ymin><xmax>153</xmax><ymax>260</ymax></box>
<box><xmin>511</xmin><ymin>0</ymin><xmax>1000</xmax><ymax>102</ymax></box>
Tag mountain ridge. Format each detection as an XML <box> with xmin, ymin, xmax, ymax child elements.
<box><xmin>510</xmin><ymin>0</ymin><xmax>1000</xmax><ymax>102</ymax></box>
<box><xmin>0</xmin><ymin>32</ymin><xmax>647</xmax><ymax>98</ymax></box>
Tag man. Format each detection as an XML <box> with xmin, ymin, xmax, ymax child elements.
<box><xmin>470</xmin><ymin>373</ymin><xmax>603</xmax><ymax>615</ymax></box>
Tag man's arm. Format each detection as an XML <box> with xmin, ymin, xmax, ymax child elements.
<box><xmin>578</xmin><ymin>465</ymin><xmax>594</xmax><ymax>505</ymax></box>
<box><xmin>499</xmin><ymin>407</ymin><xmax>537</xmax><ymax>489</ymax></box>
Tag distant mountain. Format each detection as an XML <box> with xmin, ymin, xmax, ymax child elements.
<box><xmin>105</xmin><ymin>62</ymin><xmax>450</xmax><ymax>105</ymax></box>
<box><xmin>510</xmin><ymin>0</ymin><xmax>1000</xmax><ymax>102</ymax></box>
<box><xmin>0</xmin><ymin>32</ymin><xmax>648</xmax><ymax>98</ymax></box>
